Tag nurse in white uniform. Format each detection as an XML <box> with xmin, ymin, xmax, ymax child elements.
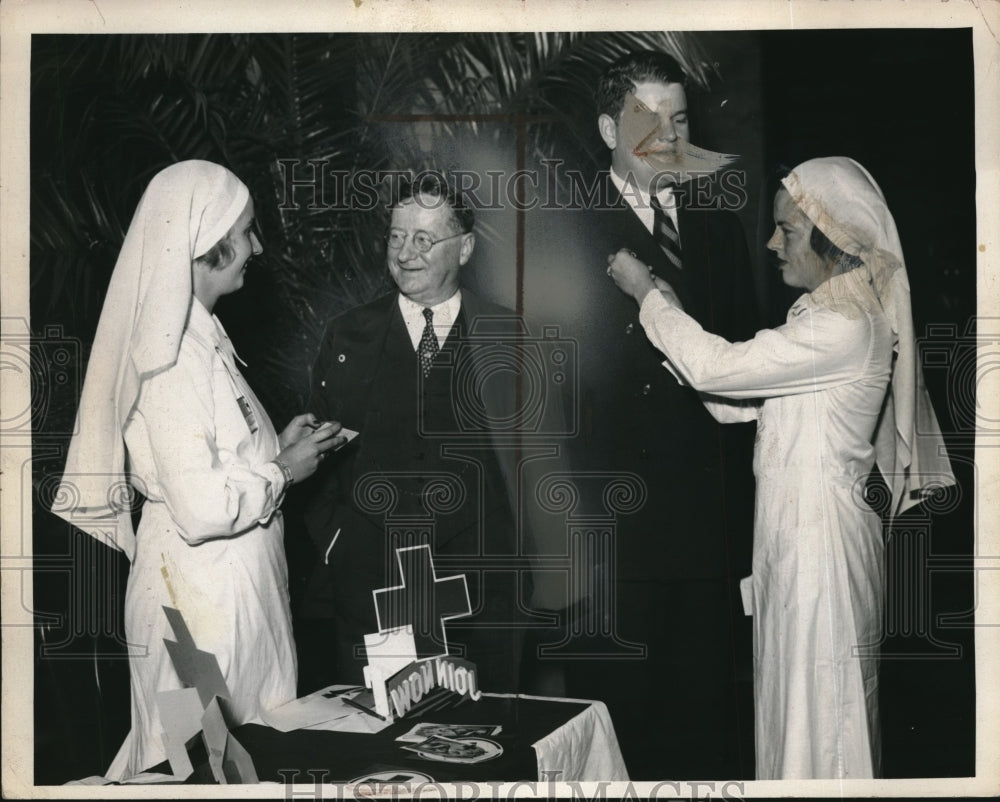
<box><xmin>54</xmin><ymin>160</ymin><xmax>344</xmax><ymax>779</ymax></box>
<box><xmin>608</xmin><ymin>157</ymin><xmax>954</xmax><ymax>779</ymax></box>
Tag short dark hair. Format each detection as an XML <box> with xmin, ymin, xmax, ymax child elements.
<box><xmin>596</xmin><ymin>51</ymin><xmax>688</xmax><ymax>121</ymax></box>
<box><xmin>809</xmin><ymin>224</ymin><xmax>864</xmax><ymax>272</ymax></box>
<box><xmin>195</xmin><ymin>232</ymin><xmax>236</xmax><ymax>270</ymax></box>
<box><xmin>395</xmin><ymin>172</ymin><xmax>475</xmax><ymax>234</ymax></box>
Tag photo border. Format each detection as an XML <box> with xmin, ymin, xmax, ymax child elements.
<box><xmin>2</xmin><ymin>0</ymin><xmax>997</xmax><ymax>798</ymax></box>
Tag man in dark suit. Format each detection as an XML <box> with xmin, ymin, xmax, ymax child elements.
<box><xmin>304</xmin><ymin>175</ymin><xmax>568</xmax><ymax>695</ymax></box>
<box><xmin>522</xmin><ymin>51</ymin><xmax>759</xmax><ymax>777</ymax></box>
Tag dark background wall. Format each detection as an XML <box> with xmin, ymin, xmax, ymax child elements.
<box><xmin>28</xmin><ymin>29</ymin><xmax>976</xmax><ymax>783</ymax></box>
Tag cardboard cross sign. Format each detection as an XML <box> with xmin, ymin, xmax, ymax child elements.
<box><xmin>373</xmin><ymin>545</ymin><xmax>471</xmax><ymax>659</ymax></box>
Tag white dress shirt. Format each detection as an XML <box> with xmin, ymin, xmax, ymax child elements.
<box><xmin>398</xmin><ymin>290</ymin><xmax>462</xmax><ymax>350</ymax></box>
<box><xmin>610</xmin><ymin>169</ymin><xmax>680</xmax><ymax>241</ymax></box>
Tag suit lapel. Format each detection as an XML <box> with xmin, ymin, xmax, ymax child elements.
<box><xmin>453</xmin><ymin>291</ymin><xmax>520</xmax><ymax>509</ymax></box>
<box><xmin>676</xmin><ymin>202</ymin><xmax>712</xmax><ymax>328</ymax></box>
<box><xmin>339</xmin><ymin>294</ymin><xmax>407</xmax><ymax>423</ymax></box>
<box><xmin>607</xmin><ymin>180</ymin><xmax>693</xmax><ymax>311</ymax></box>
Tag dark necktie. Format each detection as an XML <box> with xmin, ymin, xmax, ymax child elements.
<box><xmin>418</xmin><ymin>307</ymin><xmax>439</xmax><ymax>377</ymax></box>
<box><xmin>650</xmin><ymin>195</ymin><xmax>683</xmax><ymax>272</ymax></box>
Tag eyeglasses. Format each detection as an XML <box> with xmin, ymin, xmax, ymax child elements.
<box><xmin>386</xmin><ymin>228</ymin><xmax>465</xmax><ymax>253</ymax></box>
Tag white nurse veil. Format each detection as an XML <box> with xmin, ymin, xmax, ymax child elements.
<box><xmin>51</xmin><ymin>160</ymin><xmax>250</xmax><ymax>559</ymax></box>
<box><xmin>781</xmin><ymin>156</ymin><xmax>956</xmax><ymax>518</ymax></box>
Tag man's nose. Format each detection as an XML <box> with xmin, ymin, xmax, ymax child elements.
<box><xmin>657</xmin><ymin>117</ymin><xmax>678</xmax><ymax>142</ymax></box>
<box><xmin>397</xmin><ymin>235</ymin><xmax>420</xmax><ymax>261</ymax></box>
<box><xmin>250</xmin><ymin>232</ymin><xmax>263</xmax><ymax>255</ymax></box>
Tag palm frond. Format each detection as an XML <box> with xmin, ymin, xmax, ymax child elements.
<box><xmin>32</xmin><ymin>31</ymin><xmax>718</xmax><ymax>420</ymax></box>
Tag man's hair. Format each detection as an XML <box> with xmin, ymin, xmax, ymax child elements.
<box><xmin>195</xmin><ymin>231</ymin><xmax>236</xmax><ymax>270</ymax></box>
<box><xmin>395</xmin><ymin>172</ymin><xmax>475</xmax><ymax>234</ymax></box>
<box><xmin>809</xmin><ymin>225</ymin><xmax>865</xmax><ymax>272</ymax></box>
<box><xmin>596</xmin><ymin>50</ymin><xmax>688</xmax><ymax>121</ymax></box>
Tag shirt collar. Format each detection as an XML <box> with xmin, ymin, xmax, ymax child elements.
<box><xmin>609</xmin><ymin>169</ymin><xmax>679</xmax><ymax>235</ymax></box>
<box><xmin>188</xmin><ymin>297</ymin><xmax>223</xmax><ymax>343</ymax></box>
<box><xmin>188</xmin><ymin>296</ymin><xmax>240</xmax><ymax>360</ymax></box>
<box><xmin>397</xmin><ymin>289</ymin><xmax>463</xmax><ymax>349</ymax></box>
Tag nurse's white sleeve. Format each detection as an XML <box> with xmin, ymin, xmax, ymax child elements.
<box><xmin>638</xmin><ymin>289</ymin><xmax>870</xmax><ymax>400</ymax></box>
<box><xmin>698</xmin><ymin>393</ymin><xmax>761</xmax><ymax>424</ymax></box>
<box><xmin>134</xmin><ymin>354</ymin><xmax>284</xmax><ymax>544</ymax></box>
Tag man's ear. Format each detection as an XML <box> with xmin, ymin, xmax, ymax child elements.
<box><xmin>598</xmin><ymin>113</ymin><xmax>618</xmax><ymax>150</ymax></box>
<box><xmin>458</xmin><ymin>232</ymin><xmax>476</xmax><ymax>266</ymax></box>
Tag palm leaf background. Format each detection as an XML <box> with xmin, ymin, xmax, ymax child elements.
<box><xmin>31</xmin><ymin>31</ymin><xmax>714</xmax><ymax>432</ymax></box>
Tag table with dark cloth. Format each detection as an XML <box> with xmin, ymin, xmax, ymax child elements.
<box><xmin>177</xmin><ymin>693</ymin><xmax>627</xmax><ymax>784</ymax></box>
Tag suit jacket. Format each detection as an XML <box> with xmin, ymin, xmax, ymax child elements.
<box><xmin>304</xmin><ymin>289</ymin><xmax>572</xmax><ymax>619</ymax></box>
<box><xmin>523</xmin><ymin>171</ymin><xmax>758</xmax><ymax>581</ymax></box>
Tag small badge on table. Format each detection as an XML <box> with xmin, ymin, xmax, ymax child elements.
<box><xmin>401</xmin><ymin>735</ymin><xmax>503</xmax><ymax>764</ymax></box>
<box><xmin>396</xmin><ymin>722</ymin><xmax>501</xmax><ymax>743</ymax></box>
<box><xmin>350</xmin><ymin>768</ymin><xmax>435</xmax><ymax>785</ymax></box>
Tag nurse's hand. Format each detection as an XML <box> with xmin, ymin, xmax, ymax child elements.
<box><xmin>275</xmin><ymin>421</ymin><xmax>344</xmax><ymax>483</ymax></box>
<box><xmin>279</xmin><ymin>413</ymin><xmax>320</xmax><ymax>449</ymax></box>
<box><xmin>608</xmin><ymin>249</ymin><xmax>655</xmax><ymax>304</ymax></box>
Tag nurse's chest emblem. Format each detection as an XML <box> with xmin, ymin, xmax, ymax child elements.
<box><xmin>236</xmin><ymin>396</ymin><xmax>259</xmax><ymax>434</ymax></box>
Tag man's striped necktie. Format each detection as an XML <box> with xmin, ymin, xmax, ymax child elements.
<box><xmin>651</xmin><ymin>195</ymin><xmax>683</xmax><ymax>272</ymax></box>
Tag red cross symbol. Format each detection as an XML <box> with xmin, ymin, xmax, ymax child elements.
<box><xmin>373</xmin><ymin>545</ymin><xmax>471</xmax><ymax>659</ymax></box>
